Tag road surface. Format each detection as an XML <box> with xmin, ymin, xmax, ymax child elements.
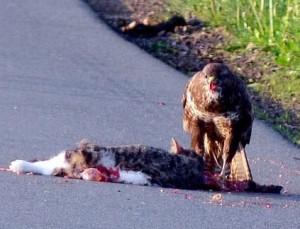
<box><xmin>0</xmin><ymin>1</ymin><xmax>299</xmax><ymax>228</ymax></box>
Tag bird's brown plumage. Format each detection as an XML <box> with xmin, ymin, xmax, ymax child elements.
<box><xmin>182</xmin><ymin>63</ymin><xmax>253</xmax><ymax>178</ymax></box>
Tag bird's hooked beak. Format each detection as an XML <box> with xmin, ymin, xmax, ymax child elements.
<box><xmin>208</xmin><ymin>75</ymin><xmax>218</xmax><ymax>91</ymax></box>
<box><xmin>208</xmin><ymin>76</ymin><xmax>215</xmax><ymax>83</ymax></box>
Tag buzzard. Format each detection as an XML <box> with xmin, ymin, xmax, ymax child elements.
<box><xmin>182</xmin><ymin>63</ymin><xmax>253</xmax><ymax>179</ymax></box>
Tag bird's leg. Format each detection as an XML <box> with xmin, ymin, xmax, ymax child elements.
<box><xmin>191</xmin><ymin>128</ymin><xmax>204</xmax><ymax>156</ymax></box>
<box><xmin>219</xmin><ymin>132</ymin><xmax>239</xmax><ymax>180</ymax></box>
<box><xmin>217</xmin><ymin>153</ymin><xmax>231</xmax><ymax>191</ymax></box>
<box><xmin>219</xmin><ymin>134</ymin><xmax>233</xmax><ymax>180</ymax></box>
<box><xmin>219</xmin><ymin>154</ymin><xmax>229</xmax><ymax>180</ymax></box>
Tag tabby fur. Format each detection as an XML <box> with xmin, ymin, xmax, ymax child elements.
<box><xmin>64</xmin><ymin>139</ymin><xmax>205</xmax><ymax>189</ymax></box>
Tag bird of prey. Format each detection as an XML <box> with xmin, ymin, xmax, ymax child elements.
<box><xmin>182</xmin><ymin>63</ymin><xmax>253</xmax><ymax>179</ymax></box>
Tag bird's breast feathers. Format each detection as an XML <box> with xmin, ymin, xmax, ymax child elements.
<box><xmin>185</xmin><ymin>89</ymin><xmax>240</xmax><ymax>122</ymax></box>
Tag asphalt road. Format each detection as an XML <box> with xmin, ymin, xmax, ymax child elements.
<box><xmin>0</xmin><ymin>1</ymin><xmax>299</xmax><ymax>228</ymax></box>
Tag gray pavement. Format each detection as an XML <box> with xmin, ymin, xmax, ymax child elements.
<box><xmin>0</xmin><ymin>1</ymin><xmax>299</xmax><ymax>228</ymax></box>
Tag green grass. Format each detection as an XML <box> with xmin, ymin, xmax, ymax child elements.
<box><xmin>250</xmin><ymin>69</ymin><xmax>300</xmax><ymax>143</ymax></box>
<box><xmin>168</xmin><ymin>0</ymin><xmax>300</xmax><ymax>69</ymax></box>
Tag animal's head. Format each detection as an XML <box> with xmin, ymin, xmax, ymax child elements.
<box><xmin>65</xmin><ymin>140</ymin><xmax>103</xmax><ymax>170</ymax></box>
<box><xmin>65</xmin><ymin>149</ymin><xmax>89</xmax><ymax>171</ymax></box>
<box><xmin>200</xmin><ymin>63</ymin><xmax>235</xmax><ymax>96</ymax></box>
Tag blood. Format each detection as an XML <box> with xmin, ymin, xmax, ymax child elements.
<box><xmin>0</xmin><ymin>167</ymin><xmax>10</xmax><ymax>172</ymax></box>
<box><xmin>203</xmin><ymin>172</ymin><xmax>283</xmax><ymax>193</ymax></box>
<box><xmin>268</xmin><ymin>159</ymin><xmax>300</xmax><ymax>175</ymax></box>
<box><xmin>94</xmin><ymin>165</ymin><xmax>120</xmax><ymax>182</ymax></box>
<box><xmin>210</xmin><ymin>82</ymin><xmax>218</xmax><ymax>91</ymax></box>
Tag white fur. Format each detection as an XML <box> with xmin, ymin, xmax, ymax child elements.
<box><xmin>9</xmin><ymin>151</ymin><xmax>70</xmax><ymax>175</ymax></box>
<box><xmin>118</xmin><ymin>170</ymin><xmax>150</xmax><ymax>185</ymax></box>
<box><xmin>9</xmin><ymin>151</ymin><xmax>151</xmax><ymax>186</ymax></box>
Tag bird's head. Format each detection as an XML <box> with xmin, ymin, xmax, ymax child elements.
<box><xmin>201</xmin><ymin>63</ymin><xmax>234</xmax><ymax>95</ymax></box>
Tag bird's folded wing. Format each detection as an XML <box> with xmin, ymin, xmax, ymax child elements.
<box><xmin>229</xmin><ymin>147</ymin><xmax>253</xmax><ymax>181</ymax></box>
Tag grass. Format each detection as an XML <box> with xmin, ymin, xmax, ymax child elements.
<box><xmin>250</xmin><ymin>70</ymin><xmax>300</xmax><ymax>144</ymax></box>
<box><xmin>167</xmin><ymin>0</ymin><xmax>300</xmax><ymax>145</ymax></box>
<box><xmin>168</xmin><ymin>0</ymin><xmax>300</xmax><ymax>68</ymax></box>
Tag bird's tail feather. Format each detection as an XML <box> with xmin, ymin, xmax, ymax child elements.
<box><xmin>229</xmin><ymin>144</ymin><xmax>253</xmax><ymax>181</ymax></box>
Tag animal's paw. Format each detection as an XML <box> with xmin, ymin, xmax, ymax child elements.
<box><xmin>9</xmin><ymin>160</ymin><xmax>30</xmax><ymax>173</ymax></box>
